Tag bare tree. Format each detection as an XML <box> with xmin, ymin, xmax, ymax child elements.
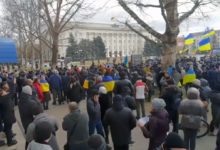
<box><xmin>118</xmin><ymin>0</ymin><xmax>219</xmax><ymax>69</ymax></box>
<box><xmin>3</xmin><ymin>0</ymin><xmax>96</xmax><ymax>68</ymax></box>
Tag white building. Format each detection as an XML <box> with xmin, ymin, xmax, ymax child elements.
<box><xmin>58</xmin><ymin>22</ymin><xmax>153</xmax><ymax>58</ymax></box>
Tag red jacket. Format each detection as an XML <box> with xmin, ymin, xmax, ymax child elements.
<box><xmin>33</xmin><ymin>82</ymin><xmax>44</xmax><ymax>103</ymax></box>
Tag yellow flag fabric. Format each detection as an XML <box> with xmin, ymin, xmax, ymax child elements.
<box><xmin>83</xmin><ymin>79</ymin><xmax>89</xmax><ymax>89</ymax></box>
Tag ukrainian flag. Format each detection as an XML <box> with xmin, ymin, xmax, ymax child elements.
<box><xmin>184</xmin><ymin>34</ymin><xmax>194</xmax><ymax>45</ymax></box>
<box><xmin>83</xmin><ymin>79</ymin><xmax>89</xmax><ymax>89</ymax></box>
<box><xmin>202</xmin><ymin>29</ymin><xmax>216</xmax><ymax>38</ymax></box>
<box><xmin>103</xmin><ymin>75</ymin><xmax>115</xmax><ymax>92</ymax></box>
<box><xmin>40</xmin><ymin>79</ymin><xmax>50</xmax><ymax>92</ymax></box>
<box><xmin>199</xmin><ymin>38</ymin><xmax>212</xmax><ymax>51</ymax></box>
<box><xmin>183</xmin><ymin>69</ymin><xmax>196</xmax><ymax>85</ymax></box>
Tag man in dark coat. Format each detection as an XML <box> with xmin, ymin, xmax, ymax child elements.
<box><xmin>62</xmin><ymin>102</ymin><xmax>89</xmax><ymax>150</ymax></box>
<box><xmin>104</xmin><ymin>95</ymin><xmax>136</xmax><ymax>150</ymax></box>
<box><xmin>114</xmin><ymin>71</ymin><xmax>134</xmax><ymax>96</ymax></box>
<box><xmin>48</xmin><ymin>70</ymin><xmax>62</xmax><ymax>105</ymax></box>
<box><xmin>160</xmin><ymin>79</ymin><xmax>182</xmax><ymax>133</ymax></box>
<box><xmin>18</xmin><ymin>85</ymin><xmax>41</xmax><ymax>133</ymax></box>
<box><xmin>0</xmin><ymin>82</ymin><xmax>17</xmax><ymax>146</ymax></box>
<box><xmin>67</xmin><ymin>76</ymin><xmax>83</xmax><ymax>103</ymax></box>
<box><xmin>87</xmin><ymin>90</ymin><xmax>104</xmax><ymax>137</ymax></box>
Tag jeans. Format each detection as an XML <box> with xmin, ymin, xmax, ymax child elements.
<box><xmin>4</xmin><ymin>123</ymin><xmax>13</xmax><ymax>144</ymax></box>
<box><xmin>183</xmin><ymin>128</ymin><xmax>198</xmax><ymax>150</ymax></box>
<box><xmin>89</xmin><ymin>120</ymin><xmax>104</xmax><ymax>137</ymax></box>
<box><xmin>169</xmin><ymin>110</ymin><xmax>179</xmax><ymax>133</ymax></box>
<box><xmin>136</xmin><ymin>99</ymin><xmax>145</xmax><ymax>118</ymax></box>
<box><xmin>52</xmin><ymin>89</ymin><xmax>62</xmax><ymax>104</ymax></box>
<box><xmin>113</xmin><ymin>144</ymin><xmax>129</xmax><ymax>150</ymax></box>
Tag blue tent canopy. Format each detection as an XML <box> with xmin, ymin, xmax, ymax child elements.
<box><xmin>0</xmin><ymin>38</ymin><xmax>18</xmax><ymax>64</ymax></box>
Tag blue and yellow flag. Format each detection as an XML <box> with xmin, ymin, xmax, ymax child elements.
<box><xmin>184</xmin><ymin>34</ymin><xmax>194</xmax><ymax>45</ymax></box>
<box><xmin>202</xmin><ymin>29</ymin><xmax>215</xmax><ymax>38</ymax></box>
<box><xmin>40</xmin><ymin>79</ymin><xmax>50</xmax><ymax>92</ymax></box>
<box><xmin>183</xmin><ymin>69</ymin><xmax>196</xmax><ymax>85</ymax></box>
<box><xmin>103</xmin><ymin>75</ymin><xmax>115</xmax><ymax>92</ymax></box>
<box><xmin>199</xmin><ymin>38</ymin><xmax>211</xmax><ymax>51</ymax></box>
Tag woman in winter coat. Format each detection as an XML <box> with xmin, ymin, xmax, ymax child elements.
<box><xmin>40</xmin><ymin>75</ymin><xmax>51</xmax><ymax>110</ymax></box>
<box><xmin>179</xmin><ymin>87</ymin><xmax>205</xmax><ymax>150</ymax></box>
<box><xmin>67</xmin><ymin>76</ymin><xmax>83</xmax><ymax>103</ymax></box>
<box><xmin>33</xmin><ymin>78</ymin><xmax>44</xmax><ymax>103</ymax></box>
<box><xmin>138</xmin><ymin>98</ymin><xmax>169</xmax><ymax>150</ymax></box>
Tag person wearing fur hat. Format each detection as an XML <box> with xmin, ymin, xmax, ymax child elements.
<box><xmin>27</xmin><ymin>121</ymin><xmax>53</xmax><ymax>150</ymax></box>
<box><xmin>179</xmin><ymin>87</ymin><xmax>205</xmax><ymax>150</ymax></box>
<box><xmin>138</xmin><ymin>98</ymin><xmax>169</xmax><ymax>150</ymax></box>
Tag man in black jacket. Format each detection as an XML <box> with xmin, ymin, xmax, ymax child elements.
<box><xmin>18</xmin><ymin>85</ymin><xmax>41</xmax><ymax>133</ymax></box>
<box><xmin>104</xmin><ymin>95</ymin><xmax>136</xmax><ymax>150</ymax></box>
<box><xmin>114</xmin><ymin>71</ymin><xmax>134</xmax><ymax>96</ymax></box>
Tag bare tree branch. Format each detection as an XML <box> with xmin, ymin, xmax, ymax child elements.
<box><xmin>118</xmin><ymin>0</ymin><xmax>164</xmax><ymax>41</ymax></box>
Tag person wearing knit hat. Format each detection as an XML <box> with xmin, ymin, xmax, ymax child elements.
<box><xmin>88</xmin><ymin>134</ymin><xmax>106</xmax><ymax>150</ymax></box>
<box><xmin>162</xmin><ymin>132</ymin><xmax>186</xmax><ymax>150</ymax></box>
<box><xmin>22</xmin><ymin>85</ymin><xmax>32</xmax><ymax>96</ymax></box>
<box><xmin>27</xmin><ymin>121</ymin><xmax>53</xmax><ymax>150</ymax></box>
<box><xmin>138</xmin><ymin>98</ymin><xmax>169</xmax><ymax>150</ymax></box>
<box><xmin>151</xmin><ymin>98</ymin><xmax>166</xmax><ymax>111</ymax></box>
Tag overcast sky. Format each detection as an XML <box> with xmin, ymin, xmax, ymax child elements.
<box><xmin>84</xmin><ymin>0</ymin><xmax>220</xmax><ymax>36</ymax></box>
<box><xmin>1</xmin><ymin>0</ymin><xmax>219</xmax><ymax>37</ymax></box>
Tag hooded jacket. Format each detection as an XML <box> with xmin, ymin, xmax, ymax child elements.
<box><xmin>103</xmin><ymin>95</ymin><xmax>136</xmax><ymax>146</ymax></box>
<box><xmin>179</xmin><ymin>98</ymin><xmax>205</xmax><ymax>129</ymax></box>
<box><xmin>18</xmin><ymin>92</ymin><xmax>41</xmax><ymax>132</ymax></box>
<box><xmin>62</xmin><ymin>109</ymin><xmax>89</xmax><ymax>150</ymax></box>
<box><xmin>26</xmin><ymin>113</ymin><xmax>59</xmax><ymax>150</ymax></box>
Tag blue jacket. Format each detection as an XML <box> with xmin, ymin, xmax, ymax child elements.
<box><xmin>49</xmin><ymin>74</ymin><xmax>62</xmax><ymax>90</ymax></box>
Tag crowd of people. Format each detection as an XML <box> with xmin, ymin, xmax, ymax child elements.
<box><xmin>0</xmin><ymin>56</ymin><xmax>220</xmax><ymax>150</ymax></box>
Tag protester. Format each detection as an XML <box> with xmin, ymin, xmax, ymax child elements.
<box><xmin>87</xmin><ymin>89</ymin><xmax>104</xmax><ymax>137</ymax></box>
<box><xmin>18</xmin><ymin>86</ymin><xmax>40</xmax><ymax>133</ymax></box>
<box><xmin>209</xmin><ymin>89</ymin><xmax>220</xmax><ymax>136</ymax></box>
<box><xmin>138</xmin><ymin>98</ymin><xmax>169</xmax><ymax>150</ymax></box>
<box><xmin>98</xmin><ymin>86</ymin><xmax>112</xmax><ymax>144</ymax></box>
<box><xmin>179</xmin><ymin>87</ymin><xmax>205</xmax><ymax>150</ymax></box>
<box><xmin>67</xmin><ymin>76</ymin><xmax>83</xmax><ymax>103</ymax></box>
<box><xmin>0</xmin><ymin>82</ymin><xmax>17</xmax><ymax>146</ymax></box>
<box><xmin>134</xmin><ymin>76</ymin><xmax>147</xmax><ymax>119</ymax></box>
<box><xmin>48</xmin><ymin>70</ymin><xmax>62</xmax><ymax>105</ymax></box>
<box><xmin>27</xmin><ymin>121</ymin><xmax>53</xmax><ymax>150</ymax></box>
<box><xmin>40</xmin><ymin>75</ymin><xmax>51</xmax><ymax>110</ymax></box>
<box><xmin>62</xmin><ymin>102</ymin><xmax>89</xmax><ymax>150</ymax></box>
<box><xmin>88</xmin><ymin>134</ymin><xmax>106</xmax><ymax>150</ymax></box>
<box><xmin>104</xmin><ymin>95</ymin><xmax>136</xmax><ymax>150</ymax></box>
<box><xmin>33</xmin><ymin>77</ymin><xmax>44</xmax><ymax>103</ymax></box>
<box><xmin>162</xmin><ymin>132</ymin><xmax>187</xmax><ymax>150</ymax></box>
<box><xmin>160</xmin><ymin>79</ymin><xmax>182</xmax><ymax>133</ymax></box>
<box><xmin>26</xmin><ymin>104</ymin><xmax>59</xmax><ymax>150</ymax></box>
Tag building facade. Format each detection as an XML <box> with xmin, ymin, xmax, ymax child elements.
<box><xmin>58</xmin><ymin>22</ymin><xmax>153</xmax><ymax>58</ymax></box>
